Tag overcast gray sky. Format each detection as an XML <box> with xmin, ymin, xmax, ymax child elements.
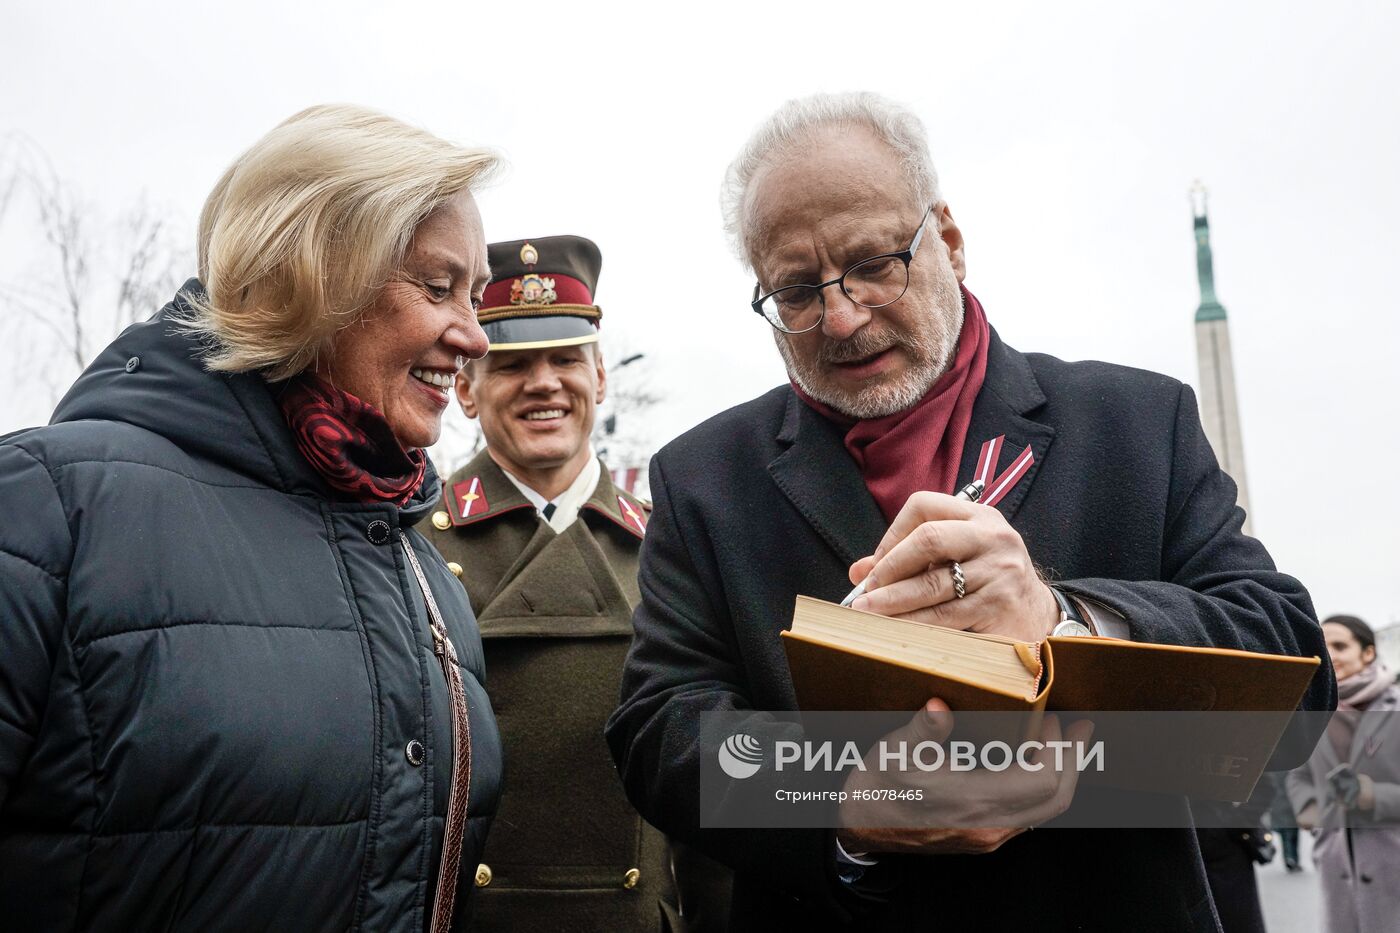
<box><xmin>3</xmin><ymin>0</ymin><xmax>1397</xmax><ymax>629</ymax></box>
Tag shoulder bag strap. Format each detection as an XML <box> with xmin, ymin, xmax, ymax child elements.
<box><xmin>401</xmin><ymin>534</ymin><xmax>473</xmax><ymax>933</ymax></box>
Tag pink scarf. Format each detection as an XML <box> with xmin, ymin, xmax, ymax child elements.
<box><xmin>1328</xmin><ymin>662</ymin><xmax>1393</xmax><ymax>760</ymax></box>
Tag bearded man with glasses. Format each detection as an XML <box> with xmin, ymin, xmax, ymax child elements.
<box><xmin>751</xmin><ymin>202</ymin><xmax>956</xmax><ymax>422</ymax></box>
<box><xmin>607</xmin><ymin>93</ymin><xmax>1333</xmax><ymax>931</ymax></box>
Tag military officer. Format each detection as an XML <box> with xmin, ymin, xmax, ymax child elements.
<box><xmin>427</xmin><ymin>236</ymin><xmax>722</xmax><ymax>932</ymax></box>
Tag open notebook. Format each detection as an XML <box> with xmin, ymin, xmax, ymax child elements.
<box><xmin>780</xmin><ymin>595</ymin><xmax>1322</xmax><ymax>799</ymax></box>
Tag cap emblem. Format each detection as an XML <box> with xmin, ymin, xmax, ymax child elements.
<box><xmin>519</xmin><ymin>241</ymin><xmax>539</xmax><ymax>267</ymax></box>
<box><xmin>510</xmin><ymin>273</ymin><xmax>558</xmax><ymax>306</ymax></box>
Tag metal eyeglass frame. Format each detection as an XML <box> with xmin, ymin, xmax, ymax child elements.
<box><xmin>750</xmin><ymin>204</ymin><xmax>937</xmax><ymax>334</ymax></box>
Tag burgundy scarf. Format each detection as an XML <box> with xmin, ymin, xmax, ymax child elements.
<box><xmin>795</xmin><ymin>287</ymin><xmax>990</xmax><ymax>522</ymax></box>
<box><xmin>280</xmin><ymin>374</ymin><xmax>427</xmax><ymax>507</ymax></box>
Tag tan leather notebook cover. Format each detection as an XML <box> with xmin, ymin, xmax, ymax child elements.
<box><xmin>780</xmin><ymin>597</ymin><xmax>1322</xmax><ymax>800</ymax></box>
<box><xmin>1043</xmin><ymin>635</ymin><xmax>1319</xmax><ymax>712</ymax></box>
<box><xmin>1043</xmin><ymin>637</ymin><xmax>1320</xmax><ymax>799</ymax></box>
<box><xmin>781</xmin><ymin>630</ymin><xmax>1052</xmax><ymax>713</ymax></box>
<box><xmin>781</xmin><ymin>596</ymin><xmax>1319</xmax><ymax>714</ymax></box>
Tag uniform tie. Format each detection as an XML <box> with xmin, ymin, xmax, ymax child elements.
<box><xmin>541</xmin><ymin>503</ymin><xmax>557</xmax><ymax>521</ymax></box>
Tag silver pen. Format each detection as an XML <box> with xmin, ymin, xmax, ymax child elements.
<box><xmin>838</xmin><ymin>479</ymin><xmax>986</xmax><ymax>608</ymax></box>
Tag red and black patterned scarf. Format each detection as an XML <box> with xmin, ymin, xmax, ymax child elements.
<box><xmin>280</xmin><ymin>374</ymin><xmax>427</xmax><ymax>507</ymax></box>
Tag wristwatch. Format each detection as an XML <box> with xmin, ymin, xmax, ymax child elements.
<box><xmin>1049</xmin><ymin>586</ymin><xmax>1092</xmax><ymax>638</ymax></box>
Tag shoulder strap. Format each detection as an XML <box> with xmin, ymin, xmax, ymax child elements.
<box><xmin>400</xmin><ymin>534</ymin><xmax>473</xmax><ymax>933</ymax></box>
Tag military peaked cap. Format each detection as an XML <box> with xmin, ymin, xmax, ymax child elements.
<box><xmin>479</xmin><ymin>235</ymin><xmax>603</xmax><ymax>351</ymax></box>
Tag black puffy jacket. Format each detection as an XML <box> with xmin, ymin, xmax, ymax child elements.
<box><xmin>0</xmin><ymin>283</ymin><xmax>502</xmax><ymax>931</ymax></box>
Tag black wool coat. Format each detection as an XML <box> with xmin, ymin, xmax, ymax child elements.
<box><xmin>606</xmin><ymin>328</ymin><xmax>1335</xmax><ymax>932</ymax></box>
<box><xmin>0</xmin><ymin>282</ymin><xmax>501</xmax><ymax>931</ymax></box>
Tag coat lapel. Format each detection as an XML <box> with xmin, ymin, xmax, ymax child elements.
<box><xmin>767</xmin><ymin>328</ymin><xmax>1055</xmax><ymax>564</ymax></box>
<box><xmin>767</xmin><ymin>391</ymin><xmax>887</xmax><ymax>567</ymax></box>
<box><xmin>443</xmin><ymin>449</ymin><xmax>536</xmax><ymax>527</ymax></box>
<box><xmin>954</xmin><ymin>328</ymin><xmax>1055</xmax><ymax>524</ymax></box>
<box><xmin>1350</xmin><ymin>687</ymin><xmax>1399</xmax><ymax>762</ymax></box>
<box><xmin>1311</xmin><ymin>726</ymin><xmax>1342</xmax><ymax>774</ymax></box>
<box><xmin>581</xmin><ymin>462</ymin><xmax>651</xmax><ymax>540</ymax></box>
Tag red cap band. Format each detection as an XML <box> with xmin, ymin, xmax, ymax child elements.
<box><xmin>482</xmin><ymin>273</ymin><xmax>594</xmax><ymax>311</ymax></box>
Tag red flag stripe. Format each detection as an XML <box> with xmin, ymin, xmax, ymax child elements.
<box><xmin>982</xmin><ymin>445</ymin><xmax>1035</xmax><ymax>508</ymax></box>
<box><xmin>975</xmin><ymin>436</ymin><xmax>1004</xmax><ymax>489</ymax></box>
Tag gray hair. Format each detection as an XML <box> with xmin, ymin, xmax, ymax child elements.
<box><xmin>720</xmin><ymin>92</ymin><xmax>941</xmax><ymax>268</ymax></box>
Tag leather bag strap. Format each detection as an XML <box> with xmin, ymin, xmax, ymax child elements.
<box><xmin>401</xmin><ymin>534</ymin><xmax>473</xmax><ymax>933</ymax></box>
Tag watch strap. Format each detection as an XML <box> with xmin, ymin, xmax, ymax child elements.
<box><xmin>1050</xmin><ymin>585</ymin><xmax>1093</xmax><ymax>637</ymax></box>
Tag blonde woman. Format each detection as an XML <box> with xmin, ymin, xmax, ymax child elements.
<box><xmin>0</xmin><ymin>105</ymin><xmax>502</xmax><ymax>932</ymax></box>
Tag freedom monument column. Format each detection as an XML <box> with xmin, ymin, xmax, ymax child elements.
<box><xmin>1191</xmin><ymin>182</ymin><xmax>1252</xmax><ymax>535</ymax></box>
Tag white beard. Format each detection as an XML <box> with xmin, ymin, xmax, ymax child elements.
<box><xmin>776</xmin><ymin>254</ymin><xmax>964</xmax><ymax>420</ymax></box>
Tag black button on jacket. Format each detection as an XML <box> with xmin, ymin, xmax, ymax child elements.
<box><xmin>0</xmin><ymin>282</ymin><xmax>502</xmax><ymax>931</ymax></box>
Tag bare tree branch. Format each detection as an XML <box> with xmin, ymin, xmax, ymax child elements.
<box><xmin>23</xmin><ymin>150</ymin><xmax>92</xmax><ymax>369</ymax></box>
<box><xmin>0</xmin><ymin>282</ymin><xmax>80</xmax><ymax>347</ymax></box>
<box><xmin>593</xmin><ymin>340</ymin><xmax>664</xmax><ymax>493</ymax></box>
<box><xmin>0</xmin><ymin>134</ymin><xmax>23</xmax><ymax>227</ymax></box>
<box><xmin>0</xmin><ymin>137</ymin><xmax>191</xmax><ymax>416</ymax></box>
<box><xmin>114</xmin><ymin>199</ymin><xmax>181</xmax><ymax>332</ymax></box>
<box><xmin>427</xmin><ymin>413</ymin><xmax>486</xmax><ymax>480</ymax></box>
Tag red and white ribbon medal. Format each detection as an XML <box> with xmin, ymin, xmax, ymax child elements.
<box><xmin>973</xmin><ymin>435</ymin><xmax>1034</xmax><ymax>509</ymax></box>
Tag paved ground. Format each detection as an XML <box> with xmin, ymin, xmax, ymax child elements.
<box><xmin>1258</xmin><ymin>831</ymin><xmax>1322</xmax><ymax>932</ymax></box>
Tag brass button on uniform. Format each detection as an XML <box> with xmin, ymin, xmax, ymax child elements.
<box><xmin>432</xmin><ymin>510</ymin><xmax>451</xmax><ymax>531</ymax></box>
<box><xmin>623</xmin><ymin>868</ymin><xmax>640</xmax><ymax>890</ymax></box>
<box><xmin>474</xmin><ymin>864</ymin><xmax>492</xmax><ymax>887</ymax></box>
<box><xmin>447</xmin><ymin>561</ymin><xmax>463</xmax><ymax>578</ymax></box>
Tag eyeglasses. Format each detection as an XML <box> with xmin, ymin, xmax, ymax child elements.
<box><xmin>750</xmin><ymin>205</ymin><xmax>936</xmax><ymax>334</ymax></box>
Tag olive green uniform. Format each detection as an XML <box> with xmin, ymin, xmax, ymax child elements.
<box><xmin>427</xmin><ymin>450</ymin><xmax>676</xmax><ymax>932</ymax></box>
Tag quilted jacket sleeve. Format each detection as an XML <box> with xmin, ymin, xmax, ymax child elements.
<box><xmin>0</xmin><ymin>441</ymin><xmax>73</xmax><ymax>807</ymax></box>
